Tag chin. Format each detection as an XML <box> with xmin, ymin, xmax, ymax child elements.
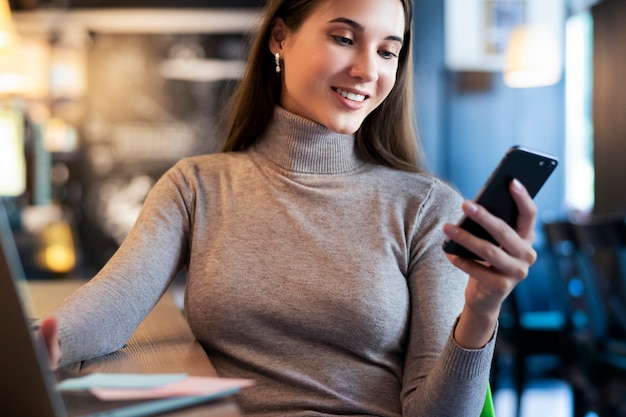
<box><xmin>324</xmin><ymin>118</ymin><xmax>363</xmax><ymax>135</ymax></box>
<box><xmin>328</xmin><ymin>126</ymin><xmax>359</xmax><ymax>134</ymax></box>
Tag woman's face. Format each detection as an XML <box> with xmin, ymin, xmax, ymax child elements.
<box><xmin>272</xmin><ymin>0</ymin><xmax>405</xmax><ymax>134</ymax></box>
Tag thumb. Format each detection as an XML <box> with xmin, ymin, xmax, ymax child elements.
<box><xmin>39</xmin><ymin>316</ymin><xmax>61</xmax><ymax>370</ymax></box>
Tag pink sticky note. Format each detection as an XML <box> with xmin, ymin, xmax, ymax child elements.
<box><xmin>91</xmin><ymin>376</ymin><xmax>254</xmax><ymax>401</ymax></box>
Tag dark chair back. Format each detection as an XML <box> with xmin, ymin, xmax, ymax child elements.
<box><xmin>543</xmin><ymin>220</ymin><xmax>606</xmax><ymax>343</ymax></box>
<box><xmin>570</xmin><ymin>216</ymin><xmax>626</xmax><ymax>340</ymax></box>
<box><xmin>543</xmin><ymin>216</ymin><xmax>626</xmax><ymax>417</ymax></box>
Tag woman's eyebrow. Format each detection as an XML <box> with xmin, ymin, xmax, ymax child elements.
<box><xmin>328</xmin><ymin>17</ymin><xmax>404</xmax><ymax>45</ymax></box>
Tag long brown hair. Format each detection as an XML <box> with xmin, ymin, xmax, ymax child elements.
<box><xmin>220</xmin><ymin>0</ymin><xmax>425</xmax><ymax>173</ymax></box>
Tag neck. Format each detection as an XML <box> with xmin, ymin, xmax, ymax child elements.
<box><xmin>254</xmin><ymin>107</ymin><xmax>365</xmax><ymax>174</ymax></box>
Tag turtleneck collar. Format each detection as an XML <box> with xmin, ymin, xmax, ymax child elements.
<box><xmin>253</xmin><ymin>106</ymin><xmax>365</xmax><ymax>174</ymax></box>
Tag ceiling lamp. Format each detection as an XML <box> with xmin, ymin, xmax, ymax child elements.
<box><xmin>504</xmin><ymin>25</ymin><xmax>562</xmax><ymax>88</ymax></box>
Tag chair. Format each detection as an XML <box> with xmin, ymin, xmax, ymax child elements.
<box><xmin>570</xmin><ymin>217</ymin><xmax>626</xmax><ymax>338</ymax></box>
<box><xmin>542</xmin><ymin>220</ymin><xmax>601</xmax><ymax>417</ymax></box>
<box><xmin>568</xmin><ymin>216</ymin><xmax>626</xmax><ymax>416</ymax></box>
<box><xmin>492</xmin><ymin>235</ymin><xmax>579</xmax><ymax>417</ymax></box>
<box><xmin>542</xmin><ymin>217</ymin><xmax>626</xmax><ymax>416</ymax></box>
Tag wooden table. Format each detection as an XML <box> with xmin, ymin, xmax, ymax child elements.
<box><xmin>27</xmin><ymin>280</ymin><xmax>242</xmax><ymax>417</ymax></box>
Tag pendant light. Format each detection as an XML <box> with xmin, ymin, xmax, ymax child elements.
<box><xmin>503</xmin><ymin>25</ymin><xmax>562</xmax><ymax>88</ymax></box>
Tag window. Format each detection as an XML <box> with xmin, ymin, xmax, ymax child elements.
<box><xmin>564</xmin><ymin>10</ymin><xmax>594</xmax><ymax>213</ymax></box>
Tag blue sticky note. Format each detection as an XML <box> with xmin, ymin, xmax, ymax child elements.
<box><xmin>57</xmin><ymin>373</ymin><xmax>188</xmax><ymax>391</ymax></box>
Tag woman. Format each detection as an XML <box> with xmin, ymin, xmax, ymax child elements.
<box><xmin>41</xmin><ymin>0</ymin><xmax>537</xmax><ymax>415</ymax></box>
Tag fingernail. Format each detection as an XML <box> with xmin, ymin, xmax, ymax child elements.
<box><xmin>444</xmin><ymin>223</ymin><xmax>458</xmax><ymax>235</ymax></box>
<box><xmin>512</xmin><ymin>178</ymin><xmax>523</xmax><ymax>193</ymax></box>
<box><xmin>464</xmin><ymin>201</ymin><xmax>478</xmax><ymax>214</ymax></box>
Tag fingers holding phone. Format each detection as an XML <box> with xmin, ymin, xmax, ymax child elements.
<box><xmin>443</xmin><ymin>146</ymin><xmax>557</xmax><ymax>260</ymax></box>
<box><xmin>444</xmin><ymin>181</ymin><xmax>537</xmax><ymax>279</ymax></box>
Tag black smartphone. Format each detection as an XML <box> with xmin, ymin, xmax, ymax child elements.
<box><xmin>442</xmin><ymin>146</ymin><xmax>558</xmax><ymax>260</ymax></box>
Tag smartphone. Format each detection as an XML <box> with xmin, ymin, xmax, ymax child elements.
<box><xmin>442</xmin><ymin>146</ymin><xmax>558</xmax><ymax>260</ymax></box>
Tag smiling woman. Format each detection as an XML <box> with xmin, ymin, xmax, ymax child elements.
<box><xmin>40</xmin><ymin>1</ymin><xmax>538</xmax><ymax>416</ymax></box>
<box><xmin>222</xmin><ymin>0</ymin><xmax>422</xmax><ymax>173</ymax></box>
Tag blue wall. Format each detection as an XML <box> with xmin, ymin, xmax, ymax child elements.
<box><xmin>413</xmin><ymin>1</ymin><xmax>567</xmax><ymax>226</ymax></box>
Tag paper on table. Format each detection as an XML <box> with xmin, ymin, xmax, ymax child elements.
<box><xmin>57</xmin><ymin>373</ymin><xmax>188</xmax><ymax>391</ymax></box>
<box><xmin>91</xmin><ymin>376</ymin><xmax>255</xmax><ymax>401</ymax></box>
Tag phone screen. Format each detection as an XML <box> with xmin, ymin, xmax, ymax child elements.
<box><xmin>443</xmin><ymin>146</ymin><xmax>558</xmax><ymax>260</ymax></box>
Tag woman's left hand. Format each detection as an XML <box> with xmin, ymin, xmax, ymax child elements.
<box><xmin>38</xmin><ymin>316</ymin><xmax>62</xmax><ymax>370</ymax></box>
<box><xmin>443</xmin><ymin>178</ymin><xmax>537</xmax><ymax>348</ymax></box>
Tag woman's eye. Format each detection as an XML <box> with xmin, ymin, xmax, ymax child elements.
<box><xmin>333</xmin><ymin>35</ymin><xmax>353</xmax><ymax>46</ymax></box>
<box><xmin>379</xmin><ymin>50</ymin><xmax>399</xmax><ymax>59</ymax></box>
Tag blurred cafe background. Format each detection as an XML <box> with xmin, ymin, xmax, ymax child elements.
<box><xmin>1</xmin><ymin>0</ymin><xmax>626</xmax><ymax>416</ymax></box>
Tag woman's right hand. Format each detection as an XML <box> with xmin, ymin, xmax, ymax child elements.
<box><xmin>39</xmin><ymin>316</ymin><xmax>62</xmax><ymax>370</ymax></box>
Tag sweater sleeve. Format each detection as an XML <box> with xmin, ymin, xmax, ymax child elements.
<box><xmin>401</xmin><ymin>179</ymin><xmax>496</xmax><ymax>417</ymax></box>
<box><xmin>48</xmin><ymin>161</ymin><xmax>195</xmax><ymax>367</ymax></box>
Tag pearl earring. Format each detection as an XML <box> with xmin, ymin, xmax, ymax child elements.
<box><xmin>275</xmin><ymin>52</ymin><xmax>281</xmax><ymax>73</ymax></box>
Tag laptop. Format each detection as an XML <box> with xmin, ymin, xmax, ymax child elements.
<box><xmin>0</xmin><ymin>201</ymin><xmax>237</xmax><ymax>417</ymax></box>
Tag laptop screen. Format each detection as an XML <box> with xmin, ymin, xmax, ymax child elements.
<box><xmin>0</xmin><ymin>201</ymin><xmax>67</xmax><ymax>417</ymax></box>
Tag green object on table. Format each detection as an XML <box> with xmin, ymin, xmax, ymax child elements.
<box><xmin>480</xmin><ymin>384</ymin><xmax>496</xmax><ymax>417</ymax></box>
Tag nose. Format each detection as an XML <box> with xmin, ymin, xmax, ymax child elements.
<box><xmin>349</xmin><ymin>48</ymin><xmax>378</xmax><ymax>82</ymax></box>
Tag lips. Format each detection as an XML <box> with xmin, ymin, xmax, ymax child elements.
<box><xmin>333</xmin><ymin>87</ymin><xmax>368</xmax><ymax>103</ymax></box>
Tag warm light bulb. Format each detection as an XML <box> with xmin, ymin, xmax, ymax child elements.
<box><xmin>40</xmin><ymin>221</ymin><xmax>76</xmax><ymax>274</ymax></box>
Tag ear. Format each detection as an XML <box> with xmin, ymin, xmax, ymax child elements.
<box><xmin>269</xmin><ymin>18</ymin><xmax>288</xmax><ymax>55</ymax></box>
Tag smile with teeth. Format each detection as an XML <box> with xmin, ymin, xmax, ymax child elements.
<box><xmin>334</xmin><ymin>88</ymin><xmax>367</xmax><ymax>103</ymax></box>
